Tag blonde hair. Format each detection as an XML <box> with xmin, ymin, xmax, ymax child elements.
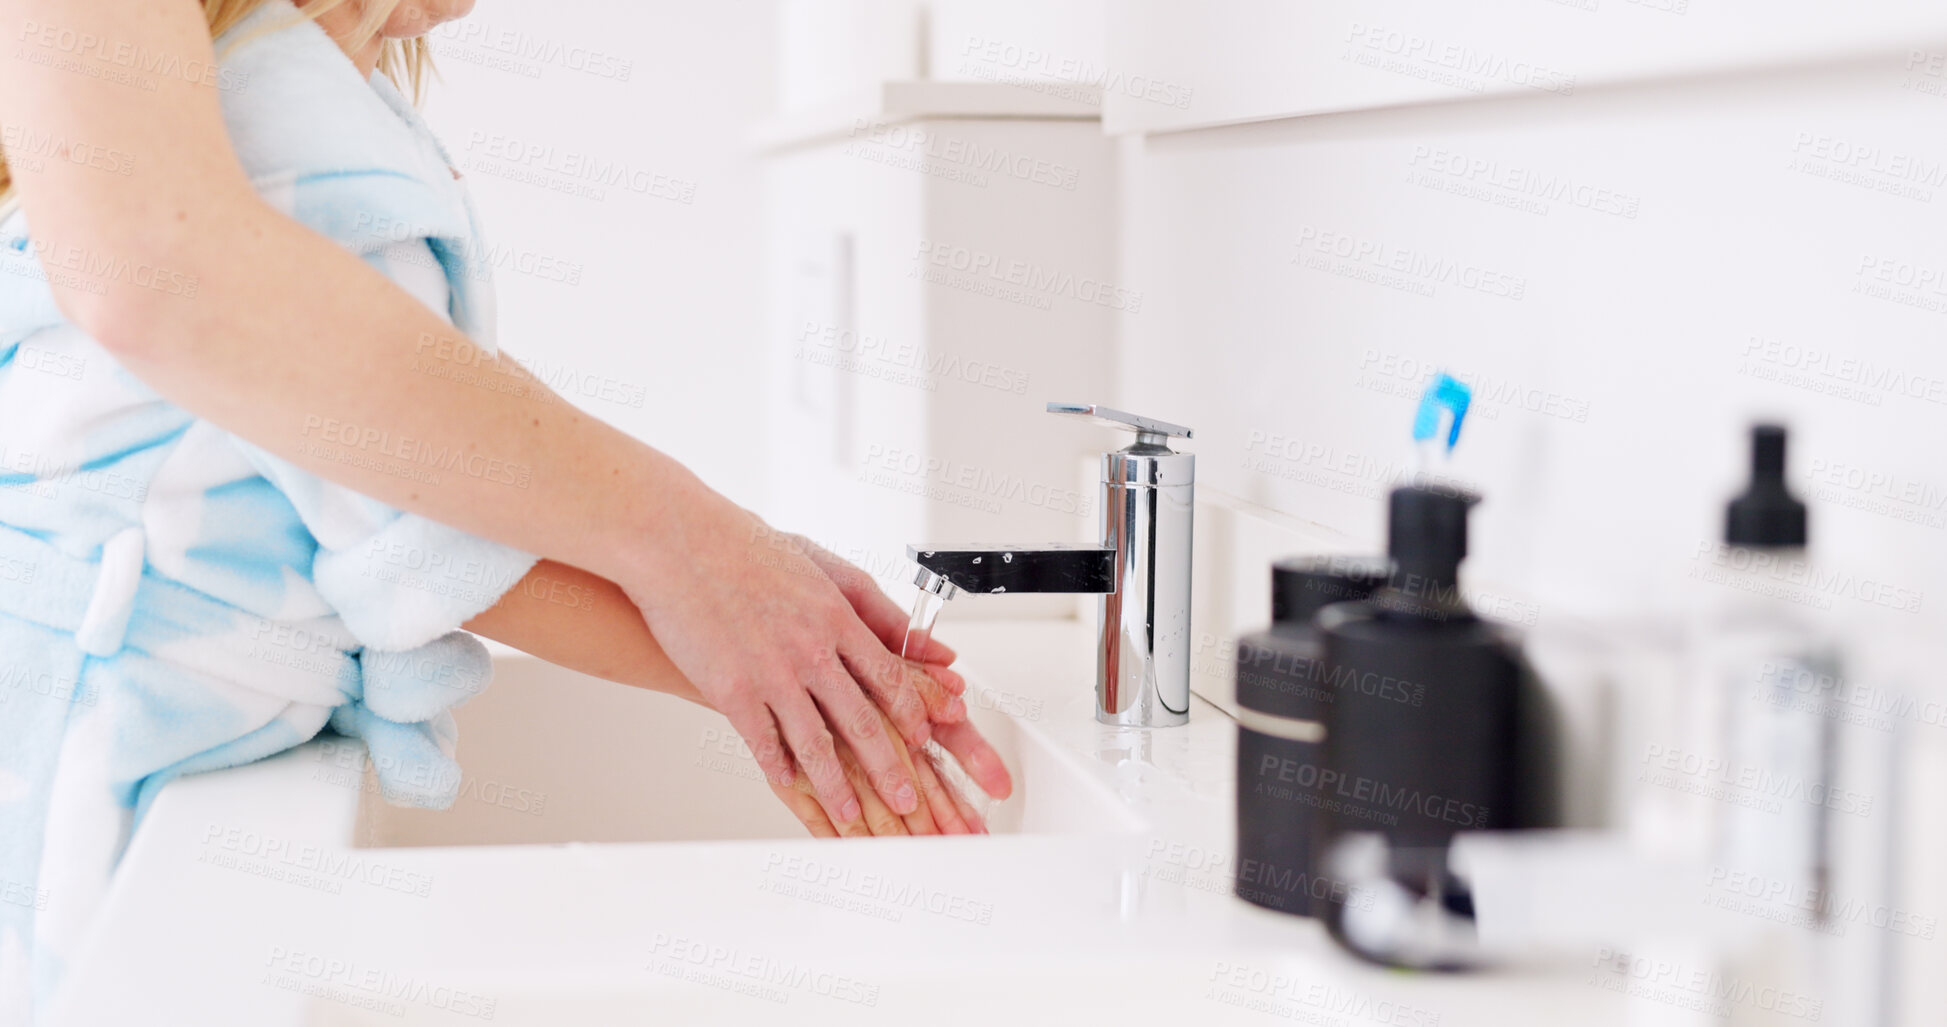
<box><xmin>0</xmin><ymin>0</ymin><xmax>436</xmax><ymax>216</ymax></box>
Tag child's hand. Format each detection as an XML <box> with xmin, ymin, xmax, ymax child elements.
<box><xmin>768</xmin><ymin>699</ymin><xmax>988</xmax><ymax>837</ymax></box>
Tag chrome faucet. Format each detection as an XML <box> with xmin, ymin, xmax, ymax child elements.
<box><xmin>908</xmin><ymin>402</ymin><xmax>1194</xmax><ymax>727</ymax></box>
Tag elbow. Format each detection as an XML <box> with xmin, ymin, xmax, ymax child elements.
<box><xmin>55</xmin><ymin>239</ymin><xmax>203</xmax><ymax>363</ymax></box>
<box><xmin>64</xmin><ymin>286</ymin><xmax>165</xmax><ymax>362</ymax></box>
<box><xmin>41</xmin><ymin>193</ymin><xmax>242</xmax><ymax>361</ymax></box>
<box><xmin>54</xmin><ymin>283</ymin><xmax>129</xmax><ymax>354</ymax></box>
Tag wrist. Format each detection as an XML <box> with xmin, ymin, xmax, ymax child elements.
<box><xmin>595</xmin><ymin>451</ymin><xmax>741</xmax><ymax>599</ymax></box>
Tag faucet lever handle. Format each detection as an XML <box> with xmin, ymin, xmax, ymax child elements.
<box><xmin>1046</xmin><ymin>402</ymin><xmax>1193</xmax><ymax>445</ymax></box>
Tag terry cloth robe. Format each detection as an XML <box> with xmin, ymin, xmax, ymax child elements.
<box><xmin>0</xmin><ymin>3</ymin><xmax>540</xmax><ymax>1021</ymax></box>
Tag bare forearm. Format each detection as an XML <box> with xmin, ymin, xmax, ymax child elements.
<box><xmin>109</xmin><ymin>200</ymin><xmax>708</xmax><ymax>579</ymax></box>
<box><xmin>463</xmin><ymin>559</ymin><xmax>704</xmax><ymax>705</ymax></box>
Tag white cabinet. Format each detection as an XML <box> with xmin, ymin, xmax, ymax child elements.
<box><xmin>759</xmin><ymin>86</ymin><xmax>1120</xmax><ymax>617</ymax></box>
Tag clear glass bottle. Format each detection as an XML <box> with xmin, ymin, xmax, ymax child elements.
<box><xmin>1693</xmin><ymin>425</ymin><xmax>1837</xmax><ymax>904</ymax></box>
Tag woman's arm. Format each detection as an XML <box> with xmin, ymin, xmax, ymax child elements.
<box><xmin>461</xmin><ymin>560</ymin><xmax>1006</xmax><ymax>834</ymax></box>
<box><xmin>0</xmin><ymin>0</ymin><xmax>969</xmax><ymax>830</ymax></box>
<box><xmin>1</xmin><ymin>2</ymin><xmax>700</xmax><ymax>577</ymax></box>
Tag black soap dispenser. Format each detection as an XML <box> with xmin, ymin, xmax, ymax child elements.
<box><xmin>1232</xmin><ymin>556</ymin><xmax>1390</xmax><ymax>917</ymax></box>
<box><xmin>1315</xmin><ymin>483</ymin><xmax>1558</xmax><ymax>969</ymax></box>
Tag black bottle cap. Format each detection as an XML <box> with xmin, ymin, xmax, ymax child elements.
<box><xmin>1237</xmin><ymin>558</ymin><xmax>1390</xmax><ymax>721</ymax></box>
<box><xmin>1388</xmin><ymin>484</ymin><xmax>1479</xmax><ymax>582</ymax></box>
<box><xmin>1376</xmin><ymin>483</ymin><xmax>1481</xmax><ymax>620</ymax></box>
<box><xmin>1271</xmin><ymin>556</ymin><xmax>1391</xmax><ymax>625</ymax></box>
<box><xmin>1725</xmin><ymin>424</ymin><xmax>1807</xmax><ymax>548</ymax></box>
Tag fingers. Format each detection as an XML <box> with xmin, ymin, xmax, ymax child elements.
<box><xmin>910</xmin><ymin>752</ymin><xmax>974</xmax><ymax>835</ymax></box>
<box><xmin>814</xmin><ymin>680</ymin><xmax>919</xmax><ymax>816</ymax></box>
<box><xmin>905</xmin><ymin>659</ymin><xmax>967</xmax><ymax>724</ymax></box>
<box><xmin>769</xmin><ymin>781</ymin><xmax>840</xmax><ymax>838</ymax></box>
<box><xmin>898</xmin><ymin>789</ymin><xmax>942</xmax><ymax>836</ymax></box>
<box><xmin>726</xmin><ymin>703</ymin><xmax>793</xmax><ymax>787</ymax></box>
<box><xmin>848</xmin><ymin>762</ymin><xmax>909</xmax><ymax>837</ymax></box>
<box><xmin>763</xmin><ymin>709</ymin><xmax>977</xmax><ymax>839</ymax></box>
<box><xmin>915</xmin><ymin>635</ymin><xmax>956</xmax><ymax>665</ymax></box>
<box><xmin>769</xmin><ymin>691</ymin><xmax>863</xmax><ymax>828</ymax></box>
<box><xmin>938</xmin><ymin>768</ymin><xmax>988</xmax><ymax>833</ymax></box>
<box><xmin>931</xmin><ymin>719</ymin><xmax>1014</xmax><ymax>800</ymax></box>
<box><xmin>786</xmin><ymin>726</ymin><xmax>912</xmax><ymax>837</ymax></box>
<box><xmin>881</xmin><ymin>716</ymin><xmax>940</xmax><ymax>836</ymax></box>
<box><xmin>924</xmin><ymin>662</ymin><xmax>968</xmax><ymax>697</ymax></box>
<box><xmin>801</xmin><ymin>539</ymin><xmax>958</xmax><ymax>665</ymax></box>
<box><xmin>838</xmin><ymin>569</ymin><xmax>918</xmax><ymax>657</ymax></box>
<box><xmin>837</xmin><ymin>627</ymin><xmax>933</xmax><ymax>750</ymax></box>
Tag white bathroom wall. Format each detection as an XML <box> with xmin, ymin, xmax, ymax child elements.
<box><xmin>1106</xmin><ymin>18</ymin><xmax>1947</xmax><ymax>647</ymax></box>
<box><xmin>419</xmin><ymin>0</ymin><xmax>780</xmax><ymax>508</ymax></box>
<box><xmin>776</xmin><ymin>0</ymin><xmax>926</xmax><ymax>108</ymax></box>
<box><xmin>926</xmin><ymin>0</ymin><xmax>1107</xmax><ymax>92</ymax></box>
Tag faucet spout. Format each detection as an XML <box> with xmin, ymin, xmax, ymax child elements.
<box><xmin>898</xmin><ymin>401</ymin><xmax>1194</xmax><ymax>728</ymax></box>
<box><xmin>905</xmin><ymin>544</ymin><xmax>1115</xmax><ymax>597</ymax></box>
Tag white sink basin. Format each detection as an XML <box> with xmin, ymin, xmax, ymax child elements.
<box><xmin>351</xmin><ymin>655</ymin><xmax>1142</xmax><ymax>847</ymax></box>
<box><xmin>56</xmin><ymin>622</ymin><xmax>1627</xmax><ymax>1027</ymax></box>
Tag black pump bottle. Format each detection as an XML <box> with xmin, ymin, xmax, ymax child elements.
<box><xmin>1315</xmin><ymin>483</ymin><xmax>1557</xmax><ymax>968</ymax></box>
<box><xmin>1231</xmin><ymin>556</ymin><xmax>1389</xmax><ymax>917</ymax></box>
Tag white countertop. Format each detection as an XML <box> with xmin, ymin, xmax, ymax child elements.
<box><xmin>53</xmin><ymin>619</ymin><xmax>1618</xmax><ymax>1026</ymax></box>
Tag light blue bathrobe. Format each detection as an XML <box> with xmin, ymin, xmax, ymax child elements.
<box><xmin>0</xmin><ymin>5</ymin><xmax>540</xmax><ymax>1021</ymax></box>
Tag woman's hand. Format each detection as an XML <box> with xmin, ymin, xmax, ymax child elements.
<box><xmin>768</xmin><ymin>708</ymin><xmax>989</xmax><ymax>837</ymax></box>
<box><xmin>617</xmin><ymin>480</ymin><xmax>1009</xmax><ymax>830</ymax></box>
<box><xmin>791</xmin><ymin>535</ymin><xmax>1014</xmax><ymax>806</ymax></box>
<box><xmin>469</xmin><ymin>557</ymin><xmax>1014</xmax><ymax>836</ymax></box>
